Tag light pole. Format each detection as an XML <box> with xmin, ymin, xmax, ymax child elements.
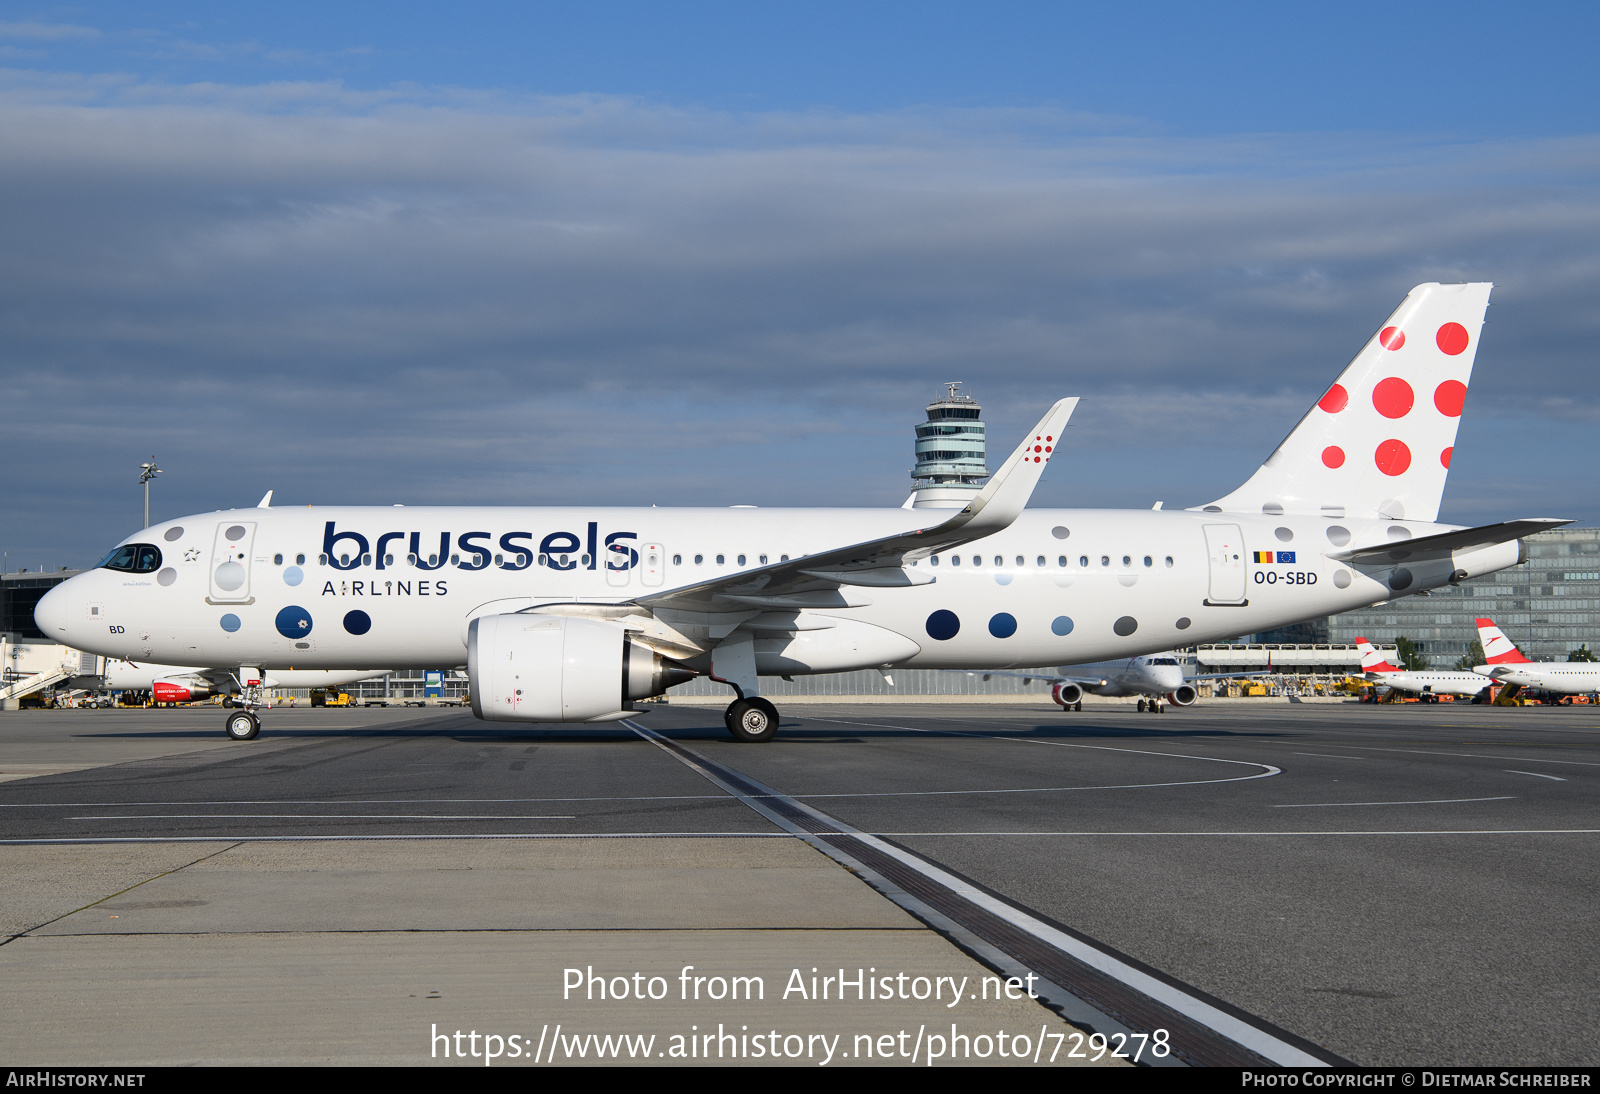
<box><xmin>138</xmin><ymin>458</ymin><xmax>162</xmax><ymax>529</ymax></box>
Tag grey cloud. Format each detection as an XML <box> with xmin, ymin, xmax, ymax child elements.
<box><xmin>2</xmin><ymin>80</ymin><xmax>1598</xmax><ymax>568</ymax></box>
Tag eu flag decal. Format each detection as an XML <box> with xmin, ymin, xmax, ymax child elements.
<box><xmin>1253</xmin><ymin>551</ymin><xmax>1274</xmax><ymax>564</ymax></box>
<box><xmin>1277</xmin><ymin>551</ymin><xmax>1296</xmax><ymax>564</ymax></box>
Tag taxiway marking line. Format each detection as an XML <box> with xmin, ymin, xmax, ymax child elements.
<box><xmin>1272</xmin><ymin>796</ymin><xmax>1514</xmax><ymax>808</ymax></box>
<box><xmin>1354</xmin><ymin>747</ymin><xmax>1600</xmax><ymax>767</ymax></box>
<box><xmin>1292</xmin><ymin>753</ymin><xmax>1367</xmax><ymax>759</ymax></box>
<box><xmin>6</xmin><ymin>828</ymin><xmax>1600</xmax><ymax>846</ymax></box>
<box><xmin>67</xmin><ymin>814</ymin><xmax>578</xmax><ymax>821</ymax></box>
<box><xmin>1505</xmin><ymin>770</ymin><xmax>1566</xmax><ymax>782</ymax></box>
<box><xmin>626</xmin><ymin>720</ymin><xmax>1329</xmax><ymax>1068</ymax></box>
<box><xmin>809</xmin><ymin>717</ymin><xmax>1281</xmax><ymax>781</ymax></box>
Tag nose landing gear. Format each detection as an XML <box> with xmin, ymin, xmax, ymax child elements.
<box><xmin>224</xmin><ymin>668</ymin><xmax>266</xmax><ymax>740</ymax></box>
<box><xmin>225</xmin><ymin>709</ymin><xmax>260</xmax><ymax>740</ymax></box>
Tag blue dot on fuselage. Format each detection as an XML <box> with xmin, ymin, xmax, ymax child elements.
<box><xmin>275</xmin><ymin>605</ymin><xmax>312</xmax><ymax>639</ymax></box>
<box><xmin>925</xmin><ymin>610</ymin><xmax>960</xmax><ymax>641</ymax></box>
<box><xmin>282</xmin><ymin>566</ymin><xmax>303</xmax><ymax>587</ymax></box>
<box><xmin>1051</xmin><ymin>616</ymin><xmax>1074</xmax><ymax>636</ymax></box>
<box><xmin>219</xmin><ymin>614</ymin><xmax>241</xmax><ymax>633</ymax></box>
<box><xmin>343</xmin><ymin>610</ymin><xmax>372</xmax><ymax>636</ymax></box>
<box><xmin>988</xmin><ymin>612</ymin><xmax>1017</xmax><ymax>638</ymax></box>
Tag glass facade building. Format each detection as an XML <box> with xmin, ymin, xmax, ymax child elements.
<box><xmin>1324</xmin><ymin>527</ymin><xmax>1600</xmax><ymax>665</ymax></box>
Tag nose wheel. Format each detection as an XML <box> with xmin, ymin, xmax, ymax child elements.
<box><xmin>725</xmin><ymin>697</ymin><xmax>779</xmax><ymax>743</ymax></box>
<box><xmin>225</xmin><ymin>710</ymin><xmax>260</xmax><ymax>741</ymax></box>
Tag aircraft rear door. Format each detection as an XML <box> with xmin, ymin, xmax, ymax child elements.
<box><xmin>209</xmin><ymin>521</ymin><xmax>257</xmax><ymax>604</ymax></box>
<box><xmin>1203</xmin><ymin>523</ymin><xmax>1247</xmax><ymax>605</ymax></box>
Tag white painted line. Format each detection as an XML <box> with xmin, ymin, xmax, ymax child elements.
<box><xmin>68</xmin><ymin>814</ymin><xmax>576</xmax><ymax>820</ymax></box>
<box><xmin>626</xmin><ymin>721</ymin><xmax>1326</xmax><ymax>1068</ymax></box>
<box><xmin>0</xmin><ymin>832</ymin><xmax>791</xmax><ymax>844</ymax></box>
<box><xmin>864</xmin><ymin>829</ymin><xmax>1600</xmax><ymax>836</ymax></box>
<box><xmin>1505</xmin><ymin>770</ymin><xmax>1567</xmax><ymax>782</ymax></box>
<box><xmin>1292</xmin><ymin>753</ymin><xmax>1367</xmax><ymax>759</ymax></box>
<box><xmin>1273</xmin><ymin>797</ymin><xmax>1514</xmax><ymax>808</ymax></box>
<box><xmin>811</xmin><ymin>717</ymin><xmax>1282</xmax><ymax>780</ymax></box>
<box><xmin>1356</xmin><ymin>747</ymin><xmax>1600</xmax><ymax>768</ymax></box>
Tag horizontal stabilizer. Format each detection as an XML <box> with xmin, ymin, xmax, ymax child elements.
<box><xmin>1329</xmin><ymin>519</ymin><xmax>1570</xmax><ymax>564</ymax></box>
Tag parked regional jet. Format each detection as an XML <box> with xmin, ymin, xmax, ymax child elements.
<box><xmin>34</xmin><ymin>282</ymin><xmax>1567</xmax><ymax>742</ymax></box>
<box><xmin>1355</xmin><ymin>638</ymin><xmax>1490</xmax><ymax>701</ymax></box>
<box><xmin>1473</xmin><ymin>618</ymin><xmax>1600</xmax><ymax>697</ymax></box>
<box><xmin>100</xmin><ymin>659</ymin><xmax>389</xmax><ymax>704</ymax></box>
<box><xmin>996</xmin><ymin>651</ymin><xmax>1260</xmax><ymax>713</ymax></box>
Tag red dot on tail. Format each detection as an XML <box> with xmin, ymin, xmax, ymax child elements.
<box><xmin>1034</xmin><ymin>445</ymin><xmax>1042</xmax><ymax>452</ymax></box>
<box><xmin>1436</xmin><ymin>322</ymin><xmax>1469</xmax><ymax>355</ymax></box>
<box><xmin>1434</xmin><ymin>379</ymin><xmax>1467</xmax><ymax>416</ymax></box>
<box><xmin>1033</xmin><ymin>456</ymin><xmax>1040</xmax><ymax>463</ymax></box>
<box><xmin>1318</xmin><ymin>384</ymin><xmax>1349</xmax><ymax>413</ymax></box>
<box><xmin>1375</xmin><ymin>439</ymin><xmax>1412</xmax><ymax>476</ymax></box>
<box><xmin>1440</xmin><ymin>446</ymin><xmax>1453</xmax><ymax>468</ymax></box>
<box><xmin>1044</xmin><ymin>446</ymin><xmax>1052</xmax><ymax>453</ymax></box>
<box><xmin>1322</xmin><ymin>446</ymin><xmax>1345</xmax><ymax>468</ymax></box>
<box><xmin>1045</xmin><ymin>436</ymin><xmax>1052</xmax><ymax>442</ymax></box>
<box><xmin>1372</xmin><ymin>376</ymin><xmax>1414</xmax><ymax>419</ymax></box>
<box><xmin>1379</xmin><ymin>326</ymin><xmax>1406</xmax><ymax>350</ymax></box>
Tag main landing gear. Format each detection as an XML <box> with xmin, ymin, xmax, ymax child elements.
<box><xmin>725</xmin><ymin>697</ymin><xmax>780</xmax><ymax>743</ymax></box>
<box><xmin>1137</xmin><ymin>699</ymin><xmax>1164</xmax><ymax>714</ymax></box>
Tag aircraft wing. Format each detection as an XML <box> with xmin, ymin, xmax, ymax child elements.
<box><xmin>633</xmin><ymin>398</ymin><xmax>1078</xmax><ymax>614</ymax></box>
<box><xmin>972</xmin><ymin>669</ymin><xmax>1109</xmax><ymax>688</ymax></box>
<box><xmin>1329</xmin><ymin>519</ymin><xmax>1571</xmax><ymax>564</ymax></box>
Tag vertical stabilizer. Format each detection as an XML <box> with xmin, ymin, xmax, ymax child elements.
<box><xmin>1356</xmin><ymin>638</ymin><xmax>1400</xmax><ymax>673</ymax></box>
<box><xmin>1200</xmin><ymin>282</ymin><xmax>1492</xmax><ymax>522</ymax></box>
<box><xmin>1475</xmin><ymin>618</ymin><xmax>1531</xmax><ymax>664</ymax></box>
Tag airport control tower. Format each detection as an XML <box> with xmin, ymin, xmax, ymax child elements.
<box><xmin>909</xmin><ymin>382</ymin><xmax>988</xmax><ymax>508</ymax></box>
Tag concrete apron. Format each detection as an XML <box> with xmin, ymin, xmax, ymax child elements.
<box><xmin>0</xmin><ymin>839</ymin><xmax>1122</xmax><ymax>1067</ymax></box>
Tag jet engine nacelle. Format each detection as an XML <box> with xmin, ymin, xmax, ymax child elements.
<box><xmin>467</xmin><ymin>613</ymin><xmax>694</xmax><ymax>723</ymax></box>
<box><xmin>1051</xmin><ymin>682</ymin><xmax>1084</xmax><ymax>707</ymax></box>
<box><xmin>1169</xmin><ymin>685</ymin><xmax>1198</xmax><ymax>707</ymax></box>
<box><xmin>152</xmin><ymin>680</ymin><xmax>207</xmax><ymax>703</ymax></box>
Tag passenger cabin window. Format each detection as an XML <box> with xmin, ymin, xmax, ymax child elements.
<box><xmin>1079</xmin><ymin>556</ymin><xmax>1088</xmax><ymax>567</ymax></box>
<box><xmin>296</xmin><ymin>554</ymin><xmax>306</xmax><ymax>565</ymax></box>
<box><xmin>694</xmin><ymin>554</ymin><xmax>704</xmax><ymax>565</ymax></box>
<box><xmin>273</xmin><ymin>553</ymin><xmax>283</xmax><ymax>565</ymax></box>
<box><xmin>673</xmin><ymin>554</ymin><xmax>682</xmax><ymax>565</ymax></box>
<box><xmin>716</xmin><ymin>554</ymin><xmax>725</xmax><ymax>565</ymax></box>
<box><xmin>100</xmin><ymin>544</ymin><xmax>163</xmax><ymax>574</ymax></box>
<box><xmin>1037</xmin><ymin>556</ymin><xmax>1046</xmax><ymax>567</ymax></box>
<box><xmin>1143</xmin><ymin>556</ymin><xmax>1152</xmax><ymax>567</ymax></box>
<box><xmin>1165</xmin><ymin>556</ymin><xmax>1174</xmax><ymax>568</ymax></box>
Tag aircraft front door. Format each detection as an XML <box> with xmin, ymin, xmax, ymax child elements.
<box><xmin>1203</xmin><ymin>523</ymin><xmax>1247</xmax><ymax>605</ymax></box>
<box><xmin>209</xmin><ymin>521</ymin><xmax>257</xmax><ymax>604</ymax></box>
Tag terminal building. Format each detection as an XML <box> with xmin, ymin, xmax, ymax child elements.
<box><xmin>1323</xmin><ymin>526</ymin><xmax>1600</xmax><ymax>665</ymax></box>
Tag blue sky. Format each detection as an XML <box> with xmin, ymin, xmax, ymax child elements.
<box><xmin>3</xmin><ymin>2</ymin><xmax>1599</xmax><ymax>568</ymax></box>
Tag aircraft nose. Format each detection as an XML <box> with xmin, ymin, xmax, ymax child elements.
<box><xmin>33</xmin><ymin>580</ymin><xmax>74</xmax><ymax>641</ymax></box>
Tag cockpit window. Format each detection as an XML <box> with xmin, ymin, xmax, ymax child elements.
<box><xmin>100</xmin><ymin>544</ymin><xmax>163</xmax><ymax>573</ymax></box>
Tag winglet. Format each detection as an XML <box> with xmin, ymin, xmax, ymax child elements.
<box><xmin>257</xmin><ymin>490</ymin><xmax>273</xmax><ymax>509</ymax></box>
<box><xmin>951</xmin><ymin>398</ymin><xmax>1077</xmax><ymax>536</ymax></box>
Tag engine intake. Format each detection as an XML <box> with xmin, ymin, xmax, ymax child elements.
<box><xmin>1169</xmin><ymin>684</ymin><xmax>1198</xmax><ymax>707</ymax></box>
<box><xmin>468</xmin><ymin>614</ymin><xmax>695</xmax><ymax>722</ymax></box>
<box><xmin>1052</xmin><ymin>682</ymin><xmax>1083</xmax><ymax>707</ymax></box>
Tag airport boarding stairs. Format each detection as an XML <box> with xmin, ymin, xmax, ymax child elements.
<box><xmin>0</xmin><ymin>637</ymin><xmax>97</xmax><ymax>704</ymax></box>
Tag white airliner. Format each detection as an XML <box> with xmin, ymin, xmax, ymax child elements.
<box><xmin>34</xmin><ymin>282</ymin><xmax>1567</xmax><ymax>742</ymax></box>
<box><xmin>99</xmin><ymin>659</ymin><xmax>389</xmax><ymax>704</ymax></box>
<box><xmin>1473</xmin><ymin>617</ymin><xmax>1600</xmax><ymax>697</ymax></box>
<box><xmin>998</xmin><ymin>652</ymin><xmax>1260</xmax><ymax>713</ymax></box>
<box><xmin>1354</xmin><ymin>638</ymin><xmax>1491</xmax><ymax>701</ymax></box>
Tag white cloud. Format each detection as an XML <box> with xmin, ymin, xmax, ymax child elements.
<box><xmin>1</xmin><ymin>76</ymin><xmax>1598</xmax><ymax>564</ymax></box>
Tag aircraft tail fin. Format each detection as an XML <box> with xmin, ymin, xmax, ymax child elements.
<box><xmin>1475</xmin><ymin>617</ymin><xmax>1531</xmax><ymax>664</ymax></box>
<box><xmin>1199</xmin><ymin>282</ymin><xmax>1491</xmax><ymax>522</ymax></box>
<box><xmin>1356</xmin><ymin>638</ymin><xmax>1401</xmax><ymax>673</ymax></box>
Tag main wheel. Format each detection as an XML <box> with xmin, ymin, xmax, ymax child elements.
<box><xmin>1136</xmin><ymin>699</ymin><xmax>1146</xmax><ymax>713</ymax></box>
<box><xmin>1154</xmin><ymin>702</ymin><xmax>1164</xmax><ymax>713</ymax></box>
<box><xmin>225</xmin><ymin>711</ymin><xmax>259</xmax><ymax>741</ymax></box>
<box><xmin>726</xmin><ymin>698</ymin><xmax>779</xmax><ymax>743</ymax></box>
<box><xmin>1074</xmin><ymin>701</ymin><xmax>1082</xmax><ymax>712</ymax></box>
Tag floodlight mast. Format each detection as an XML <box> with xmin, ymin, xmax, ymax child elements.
<box><xmin>138</xmin><ymin>458</ymin><xmax>161</xmax><ymax>529</ymax></box>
